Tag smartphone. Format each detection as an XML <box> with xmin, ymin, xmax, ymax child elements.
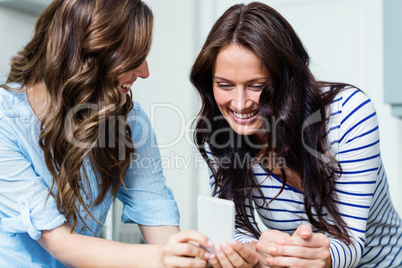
<box><xmin>197</xmin><ymin>196</ymin><xmax>235</xmax><ymax>246</ymax></box>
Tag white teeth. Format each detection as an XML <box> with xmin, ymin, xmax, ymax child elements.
<box><xmin>121</xmin><ymin>83</ymin><xmax>133</xmax><ymax>89</ymax></box>
<box><xmin>233</xmin><ymin>110</ymin><xmax>258</xmax><ymax>119</ymax></box>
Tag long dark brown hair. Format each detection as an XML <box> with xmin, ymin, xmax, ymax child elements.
<box><xmin>191</xmin><ymin>2</ymin><xmax>351</xmax><ymax>244</ymax></box>
<box><xmin>1</xmin><ymin>0</ymin><xmax>153</xmax><ymax>232</ymax></box>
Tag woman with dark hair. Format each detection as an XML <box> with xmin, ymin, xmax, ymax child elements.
<box><xmin>191</xmin><ymin>2</ymin><xmax>402</xmax><ymax>267</ymax></box>
<box><xmin>0</xmin><ymin>0</ymin><xmax>211</xmax><ymax>267</ymax></box>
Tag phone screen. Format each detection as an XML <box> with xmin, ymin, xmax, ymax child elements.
<box><xmin>197</xmin><ymin>196</ymin><xmax>235</xmax><ymax>246</ymax></box>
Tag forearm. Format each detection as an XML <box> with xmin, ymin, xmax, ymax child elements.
<box><xmin>139</xmin><ymin>225</ymin><xmax>180</xmax><ymax>245</ymax></box>
<box><xmin>328</xmin><ymin>238</ymin><xmax>358</xmax><ymax>268</ymax></box>
<box><xmin>60</xmin><ymin>236</ymin><xmax>161</xmax><ymax>268</ymax></box>
<box><xmin>38</xmin><ymin>224</ymin><xmax>163</xmax><ymax>268</ymax></box>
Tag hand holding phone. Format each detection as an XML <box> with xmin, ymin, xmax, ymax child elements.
<box><xmin>197</xmin><ymin>196</ymin><xmax>235</xmax><ymax>248</ymax></box>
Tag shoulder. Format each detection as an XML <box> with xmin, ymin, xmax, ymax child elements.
<box><xmin>0</xmin><ymin>85</ymin><xmax>39</xmax><ymax>148</ymax></box>
<box><xmin>0</xmin><ymin>83</ymin><xmax>32</xmax><ymax>119</ymax></box>
<box><xmin>127</xmin><ymin>101</ymin><xmax>156</xmax><ymax>144</ymax></box>
<box><xmin>330</xmin><ymin>87</ymin><xmax>375</xmax><ymax>117</ymax></box>
<box><xmin>128</xmin><ymin>101</ymin><xmax>151</xmax><ymax>133</ymax></box>
<box><xmin>327</xmin><ymin>87</ymin><xmax>377</xmax><ymax>128</ymax></box>
<box><xmin>132</xmin><ymin>100</ymin><xmax>142</xmax><ymax>113</ymax></box>
<box><xmin>127</xmin><ymin>101</ymin><xmax>147</xmax><ymax>119</ymax></box>
<box><xmin>327</xmin><ymin>86</ymin><xmax>380</xmax><ymax>153</ymax></box>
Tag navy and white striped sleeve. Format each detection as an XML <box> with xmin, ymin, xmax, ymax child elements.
<box><xmin>327</xmin><ymin>89</ymin><xmax>380</xmax><ymax>268</ymax></box>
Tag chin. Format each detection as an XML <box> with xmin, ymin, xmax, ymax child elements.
<box><xmin>231</xmin><ymin>127</ymin><xmax>258</xmax><ymax>136</ymax></box>
<box><xmin>230</xmin><ymin>122</ymin><xmax>263</xmax><ymax>135</ymax></box>
<box><xmin>119</xmin><ymin>96</ymin><xmax>127</xmax><ymax>106</ymax></box>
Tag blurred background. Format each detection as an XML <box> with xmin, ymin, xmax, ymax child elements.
<box><xmin>1</xmin><ymin>0</ymin><xmax>401</xmax><ymax>243</ymax></box>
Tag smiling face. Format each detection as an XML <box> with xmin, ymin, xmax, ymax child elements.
<box><xmin>118</xmin><ymin>60</ymin><xmax>150</xmax><ymax>105</ymax></box>
<box><xmin>213</xmin><ymin>44</ymin><xmax>268</xmax><ymax>137</ymax></box>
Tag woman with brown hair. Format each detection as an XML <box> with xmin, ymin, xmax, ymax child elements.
<box><xmin>191</xmin><ymin>2</ymin><xmax>402</xmax><ymax>267</ymax></box>
<box><xmin>0</xmin><ymin>0</ymin><xmax>211</xmax><ymax>267</ymax></box>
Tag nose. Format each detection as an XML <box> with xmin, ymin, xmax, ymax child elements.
<box><xmin>133</xmin><ymin>60</ymin><xmax>150</xmax><ymax>79</ymax></box>
<box><xmin>231</xmin><ymin>88</ymin><xmax>252</xmax><ymax>111</ymax></box>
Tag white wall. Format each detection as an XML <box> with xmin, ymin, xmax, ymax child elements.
<box><xmin>0</xmin><ymin>7</ymin><xmax>37</xmax><ymax>78</ymax></box>
<box><xmin>132</xmin><ymin>0</ymin><xmax>201</xmax><ymax>231</ymax></box>
<box><xmin>0</xmin><ymin>0</ymin><xmax>400</xmax><ymax>235</ymax></box>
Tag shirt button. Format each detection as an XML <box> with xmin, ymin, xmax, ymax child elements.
<box><xmin>81</xmin><ymin>227</ymin><xmax>87</xmax><ymax>232</ymax></box>
<box><xmin>86</xmin><ymin>194</ymin><xmax>90</xmax><ymax>200</ymax></box>
<box><xmin>85</xmin><ymin>214</ymin><xmax>90</xmax><ymax>220</ymax></box>
<box><xmin>20</xmin><ymin>202</ymin><xmax>26</xmax><ymax>208</ymax></box>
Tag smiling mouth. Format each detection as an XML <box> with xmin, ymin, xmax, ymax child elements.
<box><xmin>120</xmin><ymin>83</ymin><xmax>133</xmax><ymax>94</ymax></box>
<box><xmin>120</xmin><ymin>83</ymin><xmax>133</xmax><ymax>90</ymax></box>
<box><xmin>232</xmin><ymin>110</ymin><xmax>259</xmax><ymax>119</ymax></box>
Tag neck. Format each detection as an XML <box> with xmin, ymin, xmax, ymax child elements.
<box><xmin>252</xmin><ymin>131</ymin><xmax>266</xmax><ymax>145</ymax></box>
<box><xmin>26</xmin><ymin>81</ymin><xmax>49</xmax><ymax>121</ymax></box>
<box><xmin>253</xmin><ymin>135</ymin><xmax>303</xmax><ymax>191</ymax></box>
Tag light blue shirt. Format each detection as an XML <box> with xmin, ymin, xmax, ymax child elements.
<box><xmin>0</xmin><ymin>84</ymin><xmax>180</xmax><ymax>267</ymax></box>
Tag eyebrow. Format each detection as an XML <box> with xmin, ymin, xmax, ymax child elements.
<box><xmin>213</xmin><ymin>76</ymin><xmax>268</xmax><ymax>83</ymax></box>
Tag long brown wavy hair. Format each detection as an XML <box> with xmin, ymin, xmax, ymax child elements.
<box><xmin>1</xmin><ymin>0</ymin><xmax>153</xmax><ymax>232</ymax></box>
<box><xmin>191</xmin><ymin>2</ymin><xmax>352</xmax><ymax>244</ymax></box>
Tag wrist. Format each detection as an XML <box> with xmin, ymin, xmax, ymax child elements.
<box><xmin>152</xmin><ymin>245</ymin><xmax>165</xmax><ymax>268</ymax></box>
<box><xmin>245</xmin><ymin>241</ymin><xmax>257</xmax><ymax>251</ymax></box>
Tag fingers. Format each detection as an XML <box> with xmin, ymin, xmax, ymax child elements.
<box><xmin>230</xmin><ymin>240</ymin><xmax>258</xmax><ymax>266</ymax></box>
<box><xmin>173</xmin><ymin>229</ymin><xmax>214</xmax><ymax>249</ymax></box>
<box><xmin>263</xmin><ymin>231</ymin><xmax>331</xmax><ymax>268</ymax></box>
<box><xmin>214</xmin><ymin>243</ymin><xmax>235</xmax><ymax>268</ymax></box>
<box><xmin>209</xmin><ymin>254</ymin><xmax>222</xmax><ymax>268</ymax></box>
<box><xmin>259</xmin><ymin>229</ymin><xmax>290</xmax><ymax>244</ymax></box>
<box><xmin>256</xmin><ymin>239</ymin><xmax>277</xmax><ymax>254</ymax></box>
<box><xmin>278</xmin><ymin>233</ymin><xmax>330</xmax><ymax>248</ymax></box>
<box><xmin>171</xmin><ymin>230</ymin><xmax>214</xmax><ymax>258</ymax></box>
<box><xmin>292</xmin><ymin>224</ymin><xmax>313</xmax><ymax>239</ymax></box>
<box><xmin>212</xmin><ymin>241</ymin><xmax>258</xmax><ymax>268</ymax></box>
<box><xmin>165</xmin><ymin>242</ymin><xmax>209</xmax><ymax>259</ymax></box>
<box><xmin>256</xmin><ymin>235</ymin><xmax>284</xmax><ymax>267</ymax></box>
<box><xmin>266</xmin><ymin>255</ymin><xmax>327</xmax><ymax>268</ymax></box>
<box><xmin>163</xmin><ymin>255</ymin><xmax>209</xmax><ymax>268</ymax></box>
<box><xmin>161</xmin><ymin>229</ymin><xmax>213</xmax><ymax>267</ymax></box>
<box><xmin>267</xmin><ymin>244</ymin><xmax>328</xmax><ymax>259</ymax></box>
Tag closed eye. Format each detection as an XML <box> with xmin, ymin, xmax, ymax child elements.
<box><xmin>217</xmin><ymin>83</ymin><xmax>233</xmax><ymax>90</ymax></box>
<box><xmin>249</xmin><ymin>84</ymin><xmax>265</xmax><ymax>91</ymax></box>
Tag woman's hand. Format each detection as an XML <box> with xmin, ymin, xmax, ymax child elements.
<box><xmin>256</xmin><ymin>229</ymin><xmax>291</xmax><ymax>268</ymax></box>
<box><xmin>265</xmin><ymin>224</ymin><xmax>332</xmax><ymax>268</ymax></box>
<box><xmin>160</xmin><ymin>229</ymin><xmax>213</xmax><ymax>268</ymax></box>
<box><xmin>208</xmin><ymin>240</ymin><xmax>258</xmax><ymax>268</ymax></box>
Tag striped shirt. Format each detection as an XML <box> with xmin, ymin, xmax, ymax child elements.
<box><xmin>207</xmin><ymin>88</ymin><xmax>402</xmax><ymax>267</ymax></box>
